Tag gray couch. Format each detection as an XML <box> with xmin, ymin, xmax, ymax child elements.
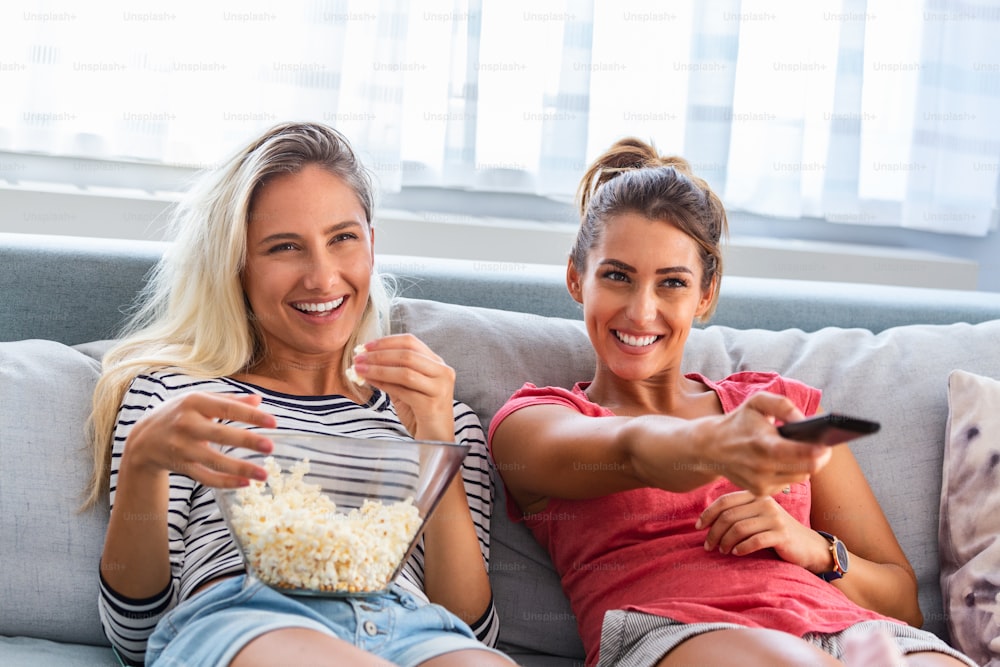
<box><xmin>3</xmin><ymin>230</ymin><xmax>1000</xmax><ymax>666</ymax></box>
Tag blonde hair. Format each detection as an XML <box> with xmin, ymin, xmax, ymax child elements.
<box><xmin>572</xmin><ymin>137</ymin><xmax>728</xmax><ymax>320</ymax></box>
<box><xmin>83</xmin><ymin>122</ymin><xmax>391</xmax><ymax>509</ymax></box>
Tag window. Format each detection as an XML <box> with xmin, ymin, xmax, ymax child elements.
<box><xmin>2</xmin><ymin>0</ymin><xmax>998</xmax><ymax>235</ymax></box>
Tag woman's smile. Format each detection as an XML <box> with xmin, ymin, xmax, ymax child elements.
<box><xmin>612</xmin><ymin>329</ymin><xmax>663</xmax><ymax>349</ymax></box>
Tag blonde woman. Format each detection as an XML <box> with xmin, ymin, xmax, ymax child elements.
<box><xmin>87</xmin><ymin>123</ymin><xmax>512</xmax><ymax>667</ymax></box>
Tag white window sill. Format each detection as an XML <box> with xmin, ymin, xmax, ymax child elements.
<box><xmin>0</xmin><ymin>179</ymin><xmax>979</xmax><ymax>291</ymax></box>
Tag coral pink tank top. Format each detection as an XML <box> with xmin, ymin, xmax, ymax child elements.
<box><xmin>488</xmin><ymin>372</ymin><xmax>899</xmax><ymax>665</ymax></box>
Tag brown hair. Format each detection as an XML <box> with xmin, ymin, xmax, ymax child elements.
<box><xmin>571</xmin><ymin>137</ymin><xmax>728</xmax><ymax>320</ymax></box>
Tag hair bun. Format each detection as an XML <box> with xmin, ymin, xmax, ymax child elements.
<box><xmin>577</xmin><ymin>138</ymin><xmax>695</xmax><ymax>216</ymax></box>
<box><xmin>658</xmin><ymin>155</ymin><xmax>692</xmax><ymax>174</ymax></box>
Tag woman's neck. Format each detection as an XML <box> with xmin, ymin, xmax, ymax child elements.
<box><xmin>235</xmin><ymin>356</ymin><xmax>365</xmax><ymax>401</ymax></box>
<box><xmin>585</xmin><ymin>368</ymin><xmax>721</xmax><ymax>419</ymax></box>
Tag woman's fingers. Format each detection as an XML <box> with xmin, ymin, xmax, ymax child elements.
<box><xmin>697</xmin><ymin>490</ymin><xmax>754</xmax><ymax>529</ymax></box>
<box><xmin>354</xmin><ymin>334</ymin><xmax>457</xmax><ymax>441</ymax></box>
<box><xmin>126</xmin><ymin>391</ymin><xmax>276</xmax><ymax>486</ymax></box>
<box><xmin>715</xmin><ymin>394</ymin><xmax>832</xmax><ymax>495</ymax></box>
<box><xmin>177</xmin><ymin>444</ymin><xmax>269</xmax><ymax>487</ymax></box>
<box><xmin>699</xmin><ymin>492</ymin><xmax>797</xmax><ymax>557</ymax></box>
<box><xmin>195</xmin><ymin>392</ymin><xmax>278</xmax><ymax>432</ymax></box>
<box><xmin>699</xmin><ymin>491</ymin><xmax>761</xmax><ymax>551</ymax></box>
<box><xmin>743</xmin><ymin>391</ymin><xmax>805</xmax><ymax>425</ymax></box>
<box><xmin>354</xmin><ymin>336</ymin><xmax>455</xmax><ymax>406</ymax></box>
<box><xmin>355</xmin><ymin>337</ymin><xmax>452</xmax><ymax>393</ymax></box>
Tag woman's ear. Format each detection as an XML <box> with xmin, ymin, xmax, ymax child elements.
<box><xmin>566</xmin><ymin>259</ymin><xmax>583</xmax><ymax>303</ymax></box>
<box><xmin>695</xmin><ymin>273</ymin><xmax>718</xmax><ymax>319</ymax></box>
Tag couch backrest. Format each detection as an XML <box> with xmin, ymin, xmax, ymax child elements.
<box><xmin>5</xmin><ymin>232</ymin><xmax>1000</xmax><ymax>346</ymax></box>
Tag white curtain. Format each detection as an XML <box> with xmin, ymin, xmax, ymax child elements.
<box><xmin>2</xmin><ymin>0</ymin><xmax>997</xmax><ymax>234</ymax></box>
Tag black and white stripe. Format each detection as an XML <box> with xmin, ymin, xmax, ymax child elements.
<box><xmin>100</xmin><ymin>371</ymin><xmax>496</xmax><ymax>663</ymax></box>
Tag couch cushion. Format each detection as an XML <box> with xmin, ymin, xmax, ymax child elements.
<box><xmin>0</xmin><ymin>636</ymin><xmax>118</xmax><ymax>667</ymax></box>
<box><xmin>0</xmin><ymin>339</ymin><xmax>109</xmax><ymax>647</ymax></box>
<box><xmin>391</xmin><ymin>296</ymin><xmax>1000</xmax><ymax>655</ymax></box>
<box><xmin>940</xmin><ymin>369</ymin><xmax>1000</xmax><ymax>665</ymax></box>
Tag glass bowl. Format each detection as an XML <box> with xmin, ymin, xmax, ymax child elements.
<box><xmin>214</xmin><ymin>430</ymin><xmax>470</xmax><ymax>597</ymax></box>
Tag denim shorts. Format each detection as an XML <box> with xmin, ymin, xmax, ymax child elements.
<box><xmin>146</xmin><ymin>575</ymin><xmax>506</xmax><ymax>667</ymax></box>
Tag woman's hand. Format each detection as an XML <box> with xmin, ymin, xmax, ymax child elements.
<box><xmin>105</xmin><ymin>391</ymin><xmax>276</xmax><ymax>599</ymax></box>
<box><xmin>121</xmin><ymin>392</ymin><xmax>276</xmax><ymax>487</ymax></box>
<box><xmin>694</xmin><ymin>392</ymin><xmax>833</xmax><ymax>496</ymax></box>
<box><xmin>352</xmin><ymin>334</ymin><xmax>456</xmax><ymax>442</ymax></box>
<box><xmin>697</xmin><ymin>490</ymin><xmax>833</xmax><ymax>573</ymax></box>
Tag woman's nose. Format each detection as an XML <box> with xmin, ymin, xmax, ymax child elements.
<box><xmin>302</xmin><ymin>253</ymin><xmax>338</xmax><ymax>290</ymax></box>
<box><xmin>626</xmin><ymin>288</ymin><xmax>657</xmax><ymax>324</ymax></box>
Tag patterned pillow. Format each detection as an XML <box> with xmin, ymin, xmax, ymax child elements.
<box><xmin>940</xmin><ymin>369</ymin><xmax>1000</xmax><ymax>666</ymax></box>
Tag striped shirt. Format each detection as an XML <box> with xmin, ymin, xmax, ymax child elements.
<box><xmin>98</xmin><ymin>371</ymin><xmax>497</xmax><ymax>663</ymax></box>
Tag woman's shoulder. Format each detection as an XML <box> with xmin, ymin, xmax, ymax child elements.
<box><xmin>689</xmin><ymin>370</ymin><xmax>813</xmax><ymax>389</ymax></box>
<box><xmin>689</xmin><ymin>370</ymin><xmax>781</xmax><ymax>386</ymax></box>
<box><xmin>496</xmin><ymin>382</ymin><xmax>605</xmax><ymax>419</ymax></box>
<box><xmin>688</xmin><ymin>371</ymin><xmax>821</xmax><ymax>414</ymax></box>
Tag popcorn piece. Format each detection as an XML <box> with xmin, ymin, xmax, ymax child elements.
<box><xmin>346</xmin><ymin>343</ymin><xmax>367</xmax><ymax>386</ymax></box>
<box><xmin>226</xmin><ymin>457</ymin><xmax>421</xmax><ymax>594</ymax></box>
<box><xmin>345</xmin><ymin>365</ymin><xmax>365</xmax><ymax>386</ymax></box>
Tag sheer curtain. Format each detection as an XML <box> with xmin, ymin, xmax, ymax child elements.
<box><xmin>1</xmin><ymin>0</ymin><xmax>997</xmax><ymax>234</ymax></box>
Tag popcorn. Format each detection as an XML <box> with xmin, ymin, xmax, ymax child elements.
<box><xmin>226</xmin><ymin>457</ymin><xmax>421</xmax><ymax>594</ymax></box>
<box><xmin>346</xmin><ymin>343</ymin><xmax>367</xmax><ymax>386</ymax></box>
<box><xmin>345</xmin><ymin>365</ymin><xmax>365</xmax><ymax>386</ymax></box>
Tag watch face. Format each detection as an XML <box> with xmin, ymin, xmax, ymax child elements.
<box><xmin>834</xmin><ymin>540</ymin><xmax>849</xmax><ymax>572</ymax></box>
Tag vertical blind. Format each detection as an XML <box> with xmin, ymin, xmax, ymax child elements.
<box><xmin>1</xmin><ymin>0</ymin><xmax>998</xmax><ymax>235</ymax></box>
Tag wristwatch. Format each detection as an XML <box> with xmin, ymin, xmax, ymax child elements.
<box><xmin>816</xmin><ymin>530</ymin><xmax>849</xmax><ymax>581</ymax></box>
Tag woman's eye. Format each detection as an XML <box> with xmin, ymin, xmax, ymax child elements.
<box><xmin>266</xmin><ymin>242</ymin><xmax>297</xmax><ymax>254</ymax></box>
<box><xmin>662</xmin><ymin>277</ymin><xmax>688</xmax><ymax>288</ymax></box>
<box><xmin>602</xmin><ymin>270</ymin><xmax>628</xmax><ymax>282</ymax></box>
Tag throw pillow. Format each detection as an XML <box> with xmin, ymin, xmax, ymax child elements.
<box><xmin>940</xmin><ymin>369</ymin><xmax>1000</xmax><ymax>666</ymax></box>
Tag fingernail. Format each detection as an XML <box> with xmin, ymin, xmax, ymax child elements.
<box><xmin>703</xmin><ymin>540</ymin><xmax>711</xmax><ymax>551</ymax></box>
<box><xmin>694</xmin><ymin>518</ymin><xmax>703</xmax><ymax>530</ymax></box>
<box><xmin>253</xmin><ymin>468</ymin><xmax>268</xmax><ymax>481</ymax></box>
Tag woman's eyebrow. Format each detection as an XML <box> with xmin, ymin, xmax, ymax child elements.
<box><xmin>598</xmin><ymin>259</ymin><xmax>693</xmax><ymax>275</ymax></box>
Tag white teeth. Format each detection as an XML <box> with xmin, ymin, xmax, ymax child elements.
<box><xmin>294</xmin><ymin>297</ymin><xmax>344</xmax><ymax>313</ymax></box>
<box><xmin>615</xmin><ymin>331</ymin><xmax>658</xmax><ymax>347</ymax></box>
